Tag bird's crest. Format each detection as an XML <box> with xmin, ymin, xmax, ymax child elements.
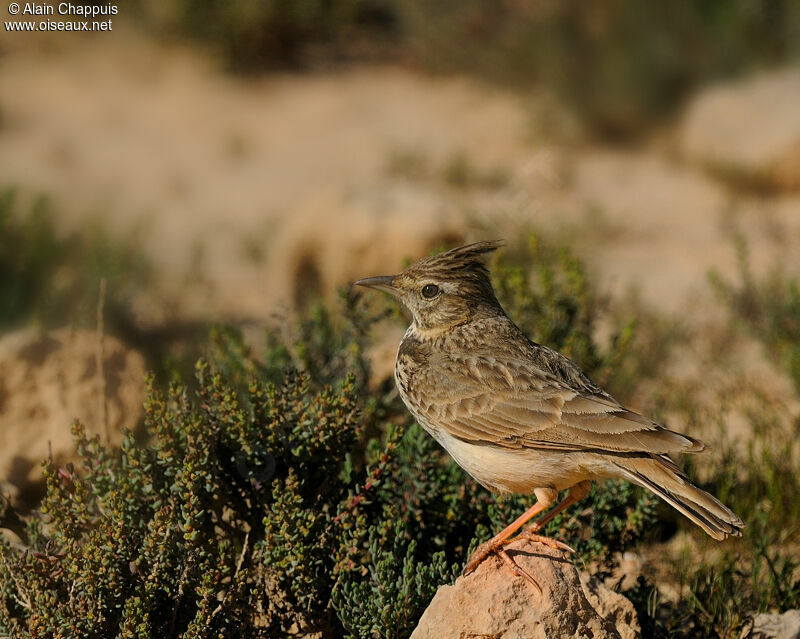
<box><xmin>410</xmin><ymin>240</ymin><xmax>504</xmax><ymax>279</ymax></box>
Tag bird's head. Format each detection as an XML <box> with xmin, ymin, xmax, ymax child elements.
<box><xmin>355</xmin><ymin>240</ymin><xmax>505</xmax><ymax>334</ymax></box>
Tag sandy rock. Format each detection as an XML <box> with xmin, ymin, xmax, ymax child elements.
<box><xmin>557</xmin><ymin>149</ymin><xmax>800</xmax><ymax>318</ymax></box>
<box><xmin>566</xmin><ymin>149</ymin><xmax>726</xmax><ymax>312</ymax></box>
<box><xmin>580</xmin><ymin>573</ymin><xmax>640</xmax><ymax>639</ymax></box>
<box><xmin>411</xmin><ymin>540</ymin><xmax>641</xmax><ymax>639</ymax></box>
<box><xmin>0</xmin><ymin>328</ymin><xmax>146</xmax><ymax>504</ymax></box>
<box><xmin>681</xmin><ymin>69</ymin><xmax>800</xmax><ymax>191</ymax></box>
<box><xmin>746</xmin><ymin>610</ymin><xmax>800</xmax><ymax>639</ymax></box>
<box><xmin>266</xmin><ymin>183</ymin><xmax>464</xmax><ymax>312</ymax></box>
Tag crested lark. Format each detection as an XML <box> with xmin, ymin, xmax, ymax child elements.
<box><xmin>356</xmin><ymin>240</ymin><xmax>743</xmax><ymax>589</ymax></box>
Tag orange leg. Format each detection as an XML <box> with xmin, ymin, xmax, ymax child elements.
<box><xmin>463</xmin><ymin>499</ymin><xmax>551</xmax><ymax>590</ymax></box>
<box><xmin>511</xmin><ymin>480</ymin><xmax>592</xmax><ymax>541</ymax></box>
<box><xmin>464</xmin><ymin>482</ymin><xmax>592</xmax><ymax>591</ymax></box>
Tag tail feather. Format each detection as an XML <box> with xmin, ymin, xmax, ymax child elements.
<box><xmin>612</xmin><ymin>455</ymin><xmax>744</xmax><ymax>540</ymax></box>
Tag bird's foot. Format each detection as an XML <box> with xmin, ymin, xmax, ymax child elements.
<box><xmin>503</xmin><ymin>525</ymin><xmax>575</xmax><ymax>554</ymax></box>
<box><xmin>462</xmin><ymin>538</ymin><xmax>497</xmax><ymax>576</ymax></box>
<box><xmin>463</xmin><ymin>538</ymin><xmax>543</xmax><ymax>592</ymax></box>
<box><xmin>495</xmin><ymin>547</ymin><xmax>542</xmax><ymax>593</ymax></box>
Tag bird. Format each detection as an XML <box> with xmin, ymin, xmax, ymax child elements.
<box><xmin>355</xmin><ymin>239</ymin><xmax>744</xmax><ymax>590</ymax></box>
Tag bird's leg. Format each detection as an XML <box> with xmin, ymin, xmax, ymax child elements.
<box><xmin>463</xmin><ymin>499</ymin><xmax>550</xmax><ymax>578</ymax></box>
<box><xmin>518</xmin><ymin>481</ymin><xmax>592</xmax><ymax>539</ymax></box>
<box><xmin>463</xmin><ymin>487</ymin><xmax>573</xmax><ymax>588</ymax></box>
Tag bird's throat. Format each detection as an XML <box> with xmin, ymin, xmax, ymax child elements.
<box><xmin>408</xmin><ymin>322</ymin><xmax>453</xmax><ymax>342</ymax></box>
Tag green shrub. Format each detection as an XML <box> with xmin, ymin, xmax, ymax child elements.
<box><xmin>1</xmin><ymin>363</ymin><xmax>363</xmax><ymax>637</ymax></box>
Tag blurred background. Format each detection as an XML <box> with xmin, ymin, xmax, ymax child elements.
<box><xmin>3</xmin><ymin>1</ymin><xmax>800</xmax><ymax>325</ymax></box>
<box><xmin>2</xmin><ymin>1</ymin><xmax>800</xmax><ymax>634</ymax></box>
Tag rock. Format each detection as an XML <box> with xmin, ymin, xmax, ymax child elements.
<box><xmin>566</xmin><ymin>149</ymin><xmax>726</xmax><ymax>313</ymax></box>
<box><xmin>681</xmin><ymin>69</ymin><xmax>800</xmax><ymax>191</ymax></box>
<box><xmin>746</xmin><ymin>610</ymin><xmax>800</xmax><ymax>639</ymax></box>
<box><xmin>411</xmin><ymin>540</ymin><xmax>641</xmax><ymax>639</ymax></box>
<box><xmin>0</xmin><ymin>328</ymin><xmax>146</xmax><ymax>505</ymax></box>
<box><xmin>265</xmin><ymin>182</ymin><xmax>463</xmax><ymax>312</ymax></box>
<box><xmin>580</xmin><ymin>573</ymin><xmax>640</xmax><ymax>639</ymax></box>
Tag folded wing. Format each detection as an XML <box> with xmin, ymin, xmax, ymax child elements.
<box><xmin>415</xmin><ymin>354</ymin><xmax>704</xmax><ymax>455</ymax></box>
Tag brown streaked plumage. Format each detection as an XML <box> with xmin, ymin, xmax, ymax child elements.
<box><xmin>356</xmin><ymin>240</ymin><xmax>743</xmax><ymax>590</ymax></box>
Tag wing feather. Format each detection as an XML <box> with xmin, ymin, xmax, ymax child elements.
<box><xmin>414</xmin><ymin>355</ymin><xmax>704</xmax><ymax>455</ymax></box>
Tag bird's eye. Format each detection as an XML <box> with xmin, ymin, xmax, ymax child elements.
<box><xmin>421</xmin><ymin>284</ymin><xmax>440</xmax><ymax>299</ymax></box>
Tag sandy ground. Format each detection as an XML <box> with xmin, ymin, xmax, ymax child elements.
<box><xmin>3</xmin><ymin>32</ymin><xmax>799</xmax><ymax>325</ymax></box>
<box><xmin>6</xmin><ymin>33</ymin><xmax>800</xmax><ymax>328</ymax></box>
<box><xmin>2</xmin><ymin>31</ymin><xmax>800</xmax><ymax>437</ymax></box>
<box><xmin>1</xmin><ymin>32</ymin><xmax>529</xmax><ymax>321</ymax></box>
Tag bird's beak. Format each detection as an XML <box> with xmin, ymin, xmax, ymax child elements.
<box><xmin>355</xmin><ymin>275</ymin><xmax>399</xmax><ymax>297</ymax></box>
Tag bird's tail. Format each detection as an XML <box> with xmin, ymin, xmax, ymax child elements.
<box><xmin>611</xmin><ymin>455</ymin><xmax>744</xmax><ymax>540</ymax></box>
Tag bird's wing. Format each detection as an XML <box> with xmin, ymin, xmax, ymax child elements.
<box><xmin>415</xmin><ymin>354</ymin><xmax>704</xmax><ymax>455</ymax></box>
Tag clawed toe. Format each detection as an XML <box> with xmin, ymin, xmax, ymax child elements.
<box><xmin>463</xmin><ymin>536</ymin><xmax>560</xmax><ymax>593</ymax></box>
<box><xmin>496</xmin><ymin>547</ymin><xmax>542</xmax><ymax>593</ymax></box>
<box><xmin>511</xmin><ymin>532</ymin><xmax>575</xmax><ymax>554</ymax></box>
<box><xmin>462</xmin><ymin>540</ymin><xmax>495</xmax><ymax>576</ymax></box>
<box><xmin>463</xmin><ymin>540</ymin><xmax>543</xmax><ymax>593</ymax></box>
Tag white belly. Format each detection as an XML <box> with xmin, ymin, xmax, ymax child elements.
<box><xmin>433</xmin><ymin>427</ymin><xmax>596</xmax><ymax>494</ymax></box>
